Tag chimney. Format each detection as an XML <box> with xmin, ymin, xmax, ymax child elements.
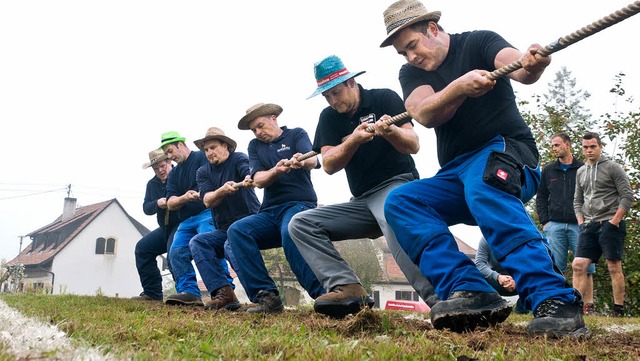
<box><xmin>62</xmin><ymin>197</ymin><xmax>77</xmax><ymax>222</ymax></box>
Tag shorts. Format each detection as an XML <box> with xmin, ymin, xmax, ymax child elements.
<box><xmin>576</xmin><ymin>220</ymin><xmax>626</xmax><ymax>262</ymax></box>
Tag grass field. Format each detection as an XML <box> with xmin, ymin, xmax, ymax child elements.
<box><xmin>1</xmin><ymin>293</ymin><xmax>639</xmax><ymax>360</ymax></box>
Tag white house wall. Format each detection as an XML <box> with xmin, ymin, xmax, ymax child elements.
<box><xmin>50</xmin><ymin>203</ymin><xmax>142</xmax><ymax>297</ymax></box>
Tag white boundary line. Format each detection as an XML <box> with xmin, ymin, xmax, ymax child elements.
<box><xmin>0</xmin><ymin>299</ymin><xmax>113</xmax><ymax>360</ymax></box>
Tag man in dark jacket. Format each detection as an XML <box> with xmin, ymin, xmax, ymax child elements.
<box><xmin>133</xmin><ymin>149</ymin><xmax>178</xmax><ymax>301</ymax></box>
<box><xmin>536</xmin><ymin>133</ymin><xmax>595</xmax><ymax>314</ymax></box>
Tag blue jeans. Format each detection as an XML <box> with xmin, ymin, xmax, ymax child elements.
<box><xmin>189</xmin><ymin>229</ymin><xmax>237</xmax><ymax>294</ymax></box>
<box><xmin>134</xmin><ymin>227</ymin><xmax>175</xmax><ymax>300</ymax></box>
<box><xmin>545</xmin><ymin>221</ymin><xmax>595</xmax><ymax>274</ymax></box>
<box><xmin>227</xmin><ymin>201</ymin><xmax>325</xmax><ymax>302</ymax></box>
<box><xmin>384</xmin><ymin>136</ymin><xmax>576</xmax><ymax>312</ymax></box>
<box><xmin>170</xmin><ymin>210</ymin><xmax>230</xmax><ymax>296</ymax></box>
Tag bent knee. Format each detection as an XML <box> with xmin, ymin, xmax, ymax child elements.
<box><xmin>572</xmin><ymin>257</ymin><xmax>591</xmax><ymax>273</ymax></box>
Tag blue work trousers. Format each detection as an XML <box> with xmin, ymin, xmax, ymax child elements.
<box><xmin>170</xmin><ymin>209</ymin><xmax>230</xmax><ymax>296</ymax></box>
<box><xmin>227</xmin><ymin>201</ymin><xmax>325</xmax><ymax>302</ymax></box>
<box><xmin>384</xmin><ymin>136</ymin><xmax>576</xmax><ymax>312</ymax></box>
<box><xmin>189</xmin><ymin>229</ymin><xmax>237</xmax><ymax>294</ymax></box>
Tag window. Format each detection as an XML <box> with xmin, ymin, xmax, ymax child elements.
<box><xmin>95</xmin><ymin>237</ymin><xmax>117</xmax><ymax>255</ymax></box>
<box><xmin>395</xmin><ymin>290</ymin><xmax>419</xmax><ymax>301</ymax></box>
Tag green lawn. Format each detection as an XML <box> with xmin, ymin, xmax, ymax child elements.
<box><xmin>1</xmin><ymin>293</ymin><xmax>639</xmax><ymax>360</ymax></box>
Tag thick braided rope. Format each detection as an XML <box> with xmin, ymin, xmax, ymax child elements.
<box><xmin>231</xmin><ymin>1</ymin><xmax>640</xmax><ymax>188</ymax></box>
<box><xmin>388</xmin><ymin>0</ymin><xmax>640</xmax><ymax>124</ymax></box>
<box><xmin>488</xmin><ymin>0</ymin><xmax>640</xmax><ymax>80</ymax></box>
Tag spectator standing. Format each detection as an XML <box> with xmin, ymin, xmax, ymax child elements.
<box><xmin>572</xmin><ymin>132</ymin><xmax>633</xmax><ymax>317</ymax></box>
<box><xmin>536</xmin><ymin>133</ymin><xmax>596</xmax><ymax>314</ymax></box>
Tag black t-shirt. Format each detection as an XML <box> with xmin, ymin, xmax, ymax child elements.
<box><xmin>399</xmin><ymin>30</ymin><xmax>536</xmax><ymax>166</ymax></box>
<box><xmin>313</xmin><ymin>85</ymin><xmax>419</xmax><ymax>197</ymax></box>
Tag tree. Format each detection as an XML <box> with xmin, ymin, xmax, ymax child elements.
<box><xmin>521</xmin><ymin>69</ymin><xmax>640</xmax><ymax>316</ymax></box>
<box><xmin>334</xmin><ymin>238</ymin><xmax>381</xmax><ymax>292</ymax></box>
<box><xmin>597</xmin><ymin>72</ymin><xmax>640</xmax><ymax>316</ymax></box>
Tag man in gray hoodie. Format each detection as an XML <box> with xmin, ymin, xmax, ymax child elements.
<box><xmin>572</xmin><ymin>132</ymin><xmax>634</xmax><ymax>317</ymax></box>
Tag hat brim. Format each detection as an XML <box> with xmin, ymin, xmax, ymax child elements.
<box><xmin>142</xmin><ymin>155</ymin><xmax>169</xmax><ymax>169</ymax></box>
<box><xmin>380</xmin><ymin>11</ymin><xmax>441</xmax><ymax>48</ymax></box>
<box><xmin>193</xmin><ymin>135</ymin><xmax>237</xmax><ymax>153</ymax></box>
<box><xmin>307</xmin><ymin>71</ymin><xmax>366</xmax><ymax>99</ymax></box>
<box><xmin>238</xmin><ymin>104</ymin><xmax>283</xmax><ymax>130</ymax></box>
<box><xmin>159</xmin><ymin>136</ymin><xmax>186</xmax><ymax>149</ymax></box>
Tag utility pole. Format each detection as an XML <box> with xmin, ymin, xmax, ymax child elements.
<box><xmin>14</xmin><ymin>236</ymin><xmax>24</xmax><ymax>292</ymax></box>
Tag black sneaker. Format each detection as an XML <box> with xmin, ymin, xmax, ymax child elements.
<box><xmin>314</xmin><ymin>283</ymin><xmax>375</xmax><ymax>319</ymax></box>
<box><xmin>246</xmin><ymin>290</ymin><xmax>284</xmax><ymax>314</ymax></box>
<box><xmin>528</xmin><ymin>297</ymin><xmax>589</xmax><ymax>338</ymax></box>
<box><xmin>612</xmin><ymin>304</ymin><xmax>625</xmax><ymax>317</ymax></box>
<box><xmin>131</xmin><ymin>292</ymin><xmax>162</xmax><ymax>302</ymax></box>
<box><xmin>164</xmin><ymin>292</ymin><xmax>204</xmax><ymax>306</ymax></box>
<box><xmin>429</xmin><ymin>291</ymin><xmax>512</xmax><ymax>332</ymax></box>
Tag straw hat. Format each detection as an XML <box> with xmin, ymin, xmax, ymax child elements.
<box><xmin>238</xmin><ymin>103</ymin><xmax>283</xmax><ymax>130</ymax></box>
<box><xmin>193</xmin><ymin>127</ymin><xmax>237</xmax><ymax>152</ymax></box>
<box><xmin>380</xmin><ymin>0</ymin><xmax>441</xmax><ymax>47</ymax></box>
<box><xmin>307</xmin><ymin>55</ymin><xmax>365</xmax><ymax>99</ymax></box>
<box><xmin>142</xmin><ymin>149</ymin><xmax>168</xmax><ymax>169</ymax></box>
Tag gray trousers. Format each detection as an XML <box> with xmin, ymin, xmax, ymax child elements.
<box><xmin>289</xmin><ymin>173</ymin><xmax>439</xmax><ymax>306</ymax></box>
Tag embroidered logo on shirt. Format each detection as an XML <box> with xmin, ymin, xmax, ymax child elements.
<box><xmin>277</xmin><ymin>144</ymin><xmax>291</xmax><ymax>153</ymax></box>
<box><xmin>496</xmin><ymin>169</ymin><xmax>509</xmax><ymax>181</ymax></box>
<box><xmin>360</xmin><ymin>113</ymin><xmax>376</xmax><ymax>124</ymax></box>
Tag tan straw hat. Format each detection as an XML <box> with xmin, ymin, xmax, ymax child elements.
<box><xmin>193</xmin><ymin>127</ymin><xmax>237</xmax><ymax>152</ymax></box>
<box><xmin>380</xmin><ymin>0</ymin><xmax>441</xmax><ymax>47</ymax></box>
<box><xmin>142</xmin><ymin>149</ymin><xmax>169</xmax><ymax>169</ymax></box>
<box><xmin>237</xmin><ymin>103</ymin><xmax>283</xmax><ymax>130</ymax></box>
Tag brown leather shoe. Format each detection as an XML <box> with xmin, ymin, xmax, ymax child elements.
<box><xmin>205</xmin><ymin>285</ymin><xmax>241</xmax><ymax>311</ymax></box>
<box><xmin>314</xmin><ymin>283</ymin><xmax>374</xmax><ymax>319</ymax></box>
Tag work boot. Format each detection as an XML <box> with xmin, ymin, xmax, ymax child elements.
<box><xmin>246</xmin><ymin>290</ymin><xmax>284</xmax><ymax>314</ymax></box>
<box><xmin>528</xmin><ymin>295</ymin><xmax>589</xmax><ymax>338</ymax></box>
<box><xmin>583</xmin><ymin>302</ymin><xmax>595</xmax><ymax>316</ymax></box>
<box><xmin>131</xmin><ymin>292</ymin><xmax>162</xmax><ymax>302</ymax></box>
<box><xmin>313</xmin><ymin>283</ymin><xmax>375</xmax><ymax>319</ymax></box>
<box><xmin>429</xmin><ymin>291</ymin><xmax>512</xmax><ymax>332</ymax></box>
<box><xmin>164</xmin><ymin>292</ymin><xmax>204</xmax><ymax>306</ymax></box>
<box><xmin>205</xmin><ymin>285</ymin><xmax>241</xmax><ymax>311</ymax></box>
<box><xmin>612</xmin><ymin>304</ymin><xmax>625</xmax><ymax>317</ymax></box>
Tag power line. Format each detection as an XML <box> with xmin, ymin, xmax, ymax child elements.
<box><xmin>0</xmin><ymin>188</ymin><xmax>67</xmax><ymax>201</ymax></box>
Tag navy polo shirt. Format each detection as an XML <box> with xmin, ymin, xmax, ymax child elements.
<box><xmin>143</xmin><ymin>176</ymin><xmax>179</xmax><ymax>230</ymax></box>
<box><xmin>196</xmin><ymin>151</ymin><xmax>261</xmax><ymax>230</ymax></box>
<box><xmin>313</xmin><ymin>85</ymin><xmax>419</xmax><ymax>197</ymax></box>
<box><xmin>165</xmin><ymin>150</ymin><xmax>209</xmax><ymax>222</ymax></box>
<box><xmin>248</xmin><ymin>126</ymin><xmax>317</xmax><ymax>210</ymax></box>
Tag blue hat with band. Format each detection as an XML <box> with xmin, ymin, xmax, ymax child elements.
<box><xmin>307</xmin><ymin>55</ymin><xmax>365</xmax><ymax>99</ymax></box>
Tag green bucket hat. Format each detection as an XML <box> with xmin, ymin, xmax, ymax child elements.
<box><xmin>159</xmin><ymin>131</ymin><xmax>186</xmax><ymax>148</ymax></box>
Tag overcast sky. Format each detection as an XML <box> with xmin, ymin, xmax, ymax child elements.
<box><xmin>1</xmin><ymin>0</ymin><xmax>638</xmax><ymax>262</ymax></box>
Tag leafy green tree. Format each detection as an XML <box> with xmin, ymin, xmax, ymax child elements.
<box><xmin>596</xmin><ymin>72</ymin><xmax>640</xmax><ymax>316</ymax></box>
<box><xmin>522</xmin><ymin>69</ymin><xmax>639</xmax><ymax>316</ymax></box>
<box><xmin>334</xmin><ymin>238</ymin><xmax>381</xmax><ymax>292</ymax></box>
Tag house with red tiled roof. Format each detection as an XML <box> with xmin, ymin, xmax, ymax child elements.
<box><xmin>6</xmin><ymin>197</ymin><xmax>150</xmax><ymax>298</ymax></box>
<box><xmin>370</xmin><ymin>236</ymin><xmax>476</xmax><ymax>312</ymax></box>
